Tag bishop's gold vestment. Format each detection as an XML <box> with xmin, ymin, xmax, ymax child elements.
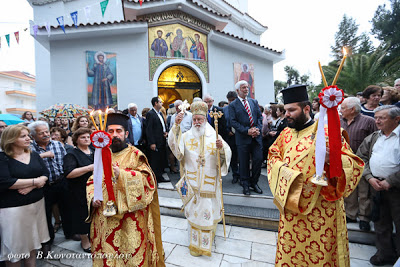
<box><xmin>168</xmin><ymin>123</ymin><xmax>231</xmax><ymax>256</ymax></box>
<box><xmin>267</xmin><ymin>123</ymin><xmax>364</xmax><ymax>267</ymax></box>
<box><xmin>86</xmin><ymin>145</ymin><xmax>165</xmax><ymax>267</ymax></box>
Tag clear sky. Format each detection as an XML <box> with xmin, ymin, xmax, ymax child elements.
<box><xmin>0</xmin><ymin>0</ymin><xmax>389</xmax><ymax>84</ymax></box>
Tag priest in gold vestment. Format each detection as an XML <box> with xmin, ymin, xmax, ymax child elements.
<box><xmin>86</xmin><ymin>113</ymin><xmax>165</xmax><ymax>267</ymax></box>
<box><xmin>267</xmin><ymin>85</ymin><xmax>364</xmax><ymax>266</ymax></box>
<box><xmin>168</xmin><ymin>101</ymin><xmax>231</xmax><ymax>257</ymax></box>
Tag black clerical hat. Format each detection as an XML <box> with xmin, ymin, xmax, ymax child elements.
<box><xmin>281</xmin><ymin>84</ymin><xmax>309</xmax><ymax>104</ymax></box>
<box><xmin>106</xmin><ymin>113</ymin><xmax>129</xmax><ymax>130</ymax></box>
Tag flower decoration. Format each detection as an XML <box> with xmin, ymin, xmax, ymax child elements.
<box><xmin>318</xmin><ymin>85</ymin><xmax>344</xmax><ymax>109</ymax></box>
<box><xmin>91</xmin><ymin>130</ymin><xmax>112</xmax><ymax>148</ymax></box>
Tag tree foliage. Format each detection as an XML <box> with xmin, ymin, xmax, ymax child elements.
<box><xmin>331</xmin><ymin>15</ymin><xmax>360</xmax><ymax>60</ymax></box>
<box><xmin>371</xmin><ymin>0</ymin><xmax>400</xmax><ymax>62</ymax></box>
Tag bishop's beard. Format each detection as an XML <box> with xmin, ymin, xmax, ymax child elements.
<box><xmin>192</xmin><ymin>122</ymin><xmax>206</xmax><ymax>139</ymax></box>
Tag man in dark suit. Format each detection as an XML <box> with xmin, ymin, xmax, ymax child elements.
<box><xmin>229</xmin><ymin>80</ymin><xmax>263</xmax><ymax>195</ymax></box>
<box><xmin>146</xmin><ymin>97</ymin><xmax>169</xmax><ymax>183</ymax></box>
<box><xmin>223</xmin><ymin>91</ymin><xmax>240</xmax><ymax>184</ymax></box>
<box><xmin>203</xmin><ymin>94</ymin><xmax>227</xmax><ymax>140</ymax></box>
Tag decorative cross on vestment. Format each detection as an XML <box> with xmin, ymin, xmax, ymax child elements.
<box><xmin>196</xmin><ymin>155</ymin><xmax>205</xmax><ymax>167</ymax></box>
<box><xmin>206</xmin><ymin>143</ymin><xmax>217</xmax><ymax>156</ymax></box>
<box><xmin>187</xmin><ymin>139</ymin><xmax>198</xmax><ymax>151</ymax></box>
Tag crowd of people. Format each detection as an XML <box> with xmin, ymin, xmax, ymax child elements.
<box><xmin>0</xmin><ymin>78</ymin><xmax>399</xmax><ymax>266</ymax></box>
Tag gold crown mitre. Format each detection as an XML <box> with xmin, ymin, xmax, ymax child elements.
<box><xmin>190</xmin><ymin>101</ymin><xmax>208</xmax><ymax>116</ymax></box>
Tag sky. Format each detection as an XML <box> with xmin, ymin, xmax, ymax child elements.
<box><xmin>0</xmin><ymin>0</ymin><xmax>389</xmax><ymax>84</ymax></box>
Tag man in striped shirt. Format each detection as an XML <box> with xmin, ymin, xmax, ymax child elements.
<box><xmin>340</xmin><ymin>97</ymin><xmax>377</xmax><ymax>231</ymax></box>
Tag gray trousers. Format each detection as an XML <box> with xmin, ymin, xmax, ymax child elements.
<box><xmin>344</xmin><ymin>176</ymin><xmax>371</xmax><ymax>221</ymax></box>
<box><xmin>373</xmin><ymin>187</ymin><xmax>400</xmax><ymax>258</ymax></box>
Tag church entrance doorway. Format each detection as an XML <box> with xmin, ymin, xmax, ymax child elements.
<box><xmin>157</xmin><ymin>65</ymin><xmax>202</xmax><ymax>109</ymax></box>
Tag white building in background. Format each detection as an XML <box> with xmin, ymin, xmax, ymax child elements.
<box><xmin>28</xmin><ymin>0</ymin><xmax>285</xmax><ymax>112</ymax></box>
<box><xmin>0</xmin><ymin>71</ymin><xmax>36</xmax><ymax>116</ymax></box>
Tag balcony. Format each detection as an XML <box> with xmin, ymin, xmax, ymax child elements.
<box><xmin>5</xmin><ymin>88</ymin><xmax>36</xmax><ymax>98</ymax></box>
<box><xmin>5</xmin><ymin>103</ymin><xmax>36</xmax><ymax>114</ymax></box>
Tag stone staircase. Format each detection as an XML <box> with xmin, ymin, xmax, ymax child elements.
<box><xmin>158</xmin><ymin>171</ymin><xmax>376</xmax><ymax>245</ymax></box>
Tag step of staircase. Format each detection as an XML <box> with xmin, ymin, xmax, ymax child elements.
<box><xmin>158</xmin><ymin>179</ymin><xmax>376</xmax><ymax>245</ymax></box>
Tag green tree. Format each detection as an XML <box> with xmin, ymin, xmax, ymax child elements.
<box><xmin>274</xmin><ymin>80</ymin><xmax>286</xmax><ymax>101</ymax></box>
<box><xmin>331</xmin><ymin>15</ymin><xmax>360</xmax><ymax>60</ymax></box>
<box><xmin>371</xmin><ymin>0</ymin><xmax>400</xmax><ymax>62</ymax></box>
<box><xmin>284</xmin><ymin>66</ymin><xmax>300</xmax><ymax>86</ymax></box>
<box><xmin>357</xmin><ymin>32</ymin><xmax>374</xmax><ymax>54</ymax></box>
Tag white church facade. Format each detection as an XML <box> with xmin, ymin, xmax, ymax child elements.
<box><xmin>28</xmin><ymin>0</ymin><xmax>285</xmax><ymax>112</ymax></box>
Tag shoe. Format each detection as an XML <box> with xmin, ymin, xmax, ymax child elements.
<box><xmin>369</xmin><ymin>254</ymin><xmax>397</xmax><ymax>266</ymax></box>
<box><xmin>359</xmin><ymin>220</ymin><xmax>370</xmax><ymax>232</ymax></box>
<box><xmin>250</xmin><ymin>184</ymin><xmax>263</xmax><ymax>194</ymax></box>
<box><xmin>346</xmin><ymin>216</ymin><xmax>357</xmax><ymax>223</ymax></box>
<box><xmin>41</xmin><ymin>244</ymin><xmax>51</xmax><ymax>257</ymax></box>
<box><xmin>81</xmin><ymin>244</ymin><xmax>91</xmax><ymax>253</ymax></box>
<box><xmin>243</xmin><ymin>186</ymin><xmax>250</xmax><ymax>196</ymax></box>
<box><xmin>232</xmin><ymin>177</ymin><xmax>238</xmax><ymax>184</ymax></box>
<box><xmin>53</xmin><ymin>222</ymin><xmax>61</xmax><ymax>233</ymax></box>
<box><xmin>158</xmin><ymin>177</ymin><xmax>170</xmax><ymax>183</ymax></box>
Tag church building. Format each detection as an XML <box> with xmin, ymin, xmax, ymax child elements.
<box><xmin>28</xmin><ymin>0</ymin><xmax>285</xmax><ymax>112</ymax></box>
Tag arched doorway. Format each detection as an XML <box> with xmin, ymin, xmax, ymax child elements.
<box><xmin>157</xmin><ymin>65</ymin><xmax>202</xmax><ymax>109</ymax></box>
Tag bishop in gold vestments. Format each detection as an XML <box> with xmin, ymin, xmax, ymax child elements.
<box><xmin>268</xmin><ymin>85</ymin><xmax>364</xmax><ymax>267</ymax></box>
<box><xmin>87</xmin><ymin>113</ymin><xmax>165</xmax><ymax>267</ymax></box>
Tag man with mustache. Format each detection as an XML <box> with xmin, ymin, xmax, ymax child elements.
<box><xmin>86</xmin><ymin>113</ymin><xmax>165</xmax><ymax>267</ymax></box>
<box><xmin>168</xmin><ymin>101</ymin><xmax>231</xmax><ymax>257</ymax></box>
<box><xmin>267</xmin><ymin>84</ymin><xmax>364</xmax><ymax>266</ymax></box>
<box><xmin>29</xmin><ymin>121</ymin><xmax>72</xmax><ymax>255</ymax></box>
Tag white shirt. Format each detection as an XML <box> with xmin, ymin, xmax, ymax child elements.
<box><xmin>370</xmin><ymin>125</ymin><xmax>400</xmax><ymax>179</ymax></box>
<box><xmin>153</xmin><ymin>108</ymin><xmax>166</xmax><ymax>133</ymax></box>
<box><xmin>170</xmin><ymin>112</ymin><xmax>192</xmax><ymax>133</ymax></box>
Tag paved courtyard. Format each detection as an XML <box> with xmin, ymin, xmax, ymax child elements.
<box><xmin>35</xmin><ymin>215</ymin><xmax>393</xmax><ymax>267</ymax></box>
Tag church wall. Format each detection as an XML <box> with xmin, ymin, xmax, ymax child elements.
<box><xmin>207</xmin><ymin>40</ymin><xmax>274</xmax><ymax>106</ymax></box>
<box><xmin>34</xmin><ymin>39</ymin><xmax>52</xmax><ymax>115</ymax></box>
<box><xmin>47</xmin><ymin>32</ymin><xmax>154</xmax><ymax>113</ymax></box>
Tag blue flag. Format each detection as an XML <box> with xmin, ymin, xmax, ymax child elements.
<box><xmin>70</xmin><ymin>11</ymin><xmax>78</xmax><ymax>28</ymax></box>
<box><xmin>57</xmin><ymin>16</ymin><xmax>66</xmax><ymax>33</ymax></box>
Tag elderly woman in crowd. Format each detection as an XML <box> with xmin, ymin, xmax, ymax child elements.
<box><xmin>0</xmin><ymin>125</ymin><xmax>49</xmax><ymax>267</ymax></box>
<box><xmin>63</xmin><ymin>127</ymin><xmax>94</xmax><ymax>253</ymax></box>
<box><xmin>381</xmin><ymin>86</ymin><xmax>399</xmax><ymax>105</ymax></box>
<box><xmin>22</xmin><ymin>111</ymin><xmax>35</xmax><ymax>124</ymax></box>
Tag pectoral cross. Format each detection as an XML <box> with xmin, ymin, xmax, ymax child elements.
<box><xmin>178</xmin><ymin>100</ymin><xmax>190</xmax><ymax>113</ymax></box>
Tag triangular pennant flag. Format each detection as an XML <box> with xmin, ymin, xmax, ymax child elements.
<box><xmin>70</xmin><ymin>11</ymin><xmax>78</xmax><ymax>28</ymax></box>
<box><xmin>5</xmin><ymin>34</ymin><xmax>10</xmax><ymax>47</ymax></box>
<box><xmin>45</xmin><ymin>22</ymin><xmax>51</xmax><ymax>37</ymax></box>
<box><xmin>100</xmin><ymin>0</ymin><xmax>109</xmax><ymax>17</ymax></box>
<box><xmin>33</xmin><ymin>25</ymin><xmax>39</xmax><ymax>37</ymax></box>
<box><xmin>84</xmin><ymin>6</ymin><xmax>91</xmax><ymax>22</ymax></box>
<box><xmin>139</xmin><ymin>0</ymin><xmax>143</xmax><ymax>6</ymax></box>
<box><xmin>57</xmin><ymin>16</ymin><xmax>66</xmax><ymax>33</ymax></box>
<box><xmin>14</xmin><ymin>31</ymin><xmax>20</xmax><ymax>44</ymax></box>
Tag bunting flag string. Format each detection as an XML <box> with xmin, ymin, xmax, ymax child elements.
<box><xmin>14</xmin><ymin>31</ymin><xmax>19</xmax><ymax>44</ymax></box>
<box><xmin>1</xmin><ymin>0</ymin><xmax>167</xmax><ymax>46</ymax></box>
